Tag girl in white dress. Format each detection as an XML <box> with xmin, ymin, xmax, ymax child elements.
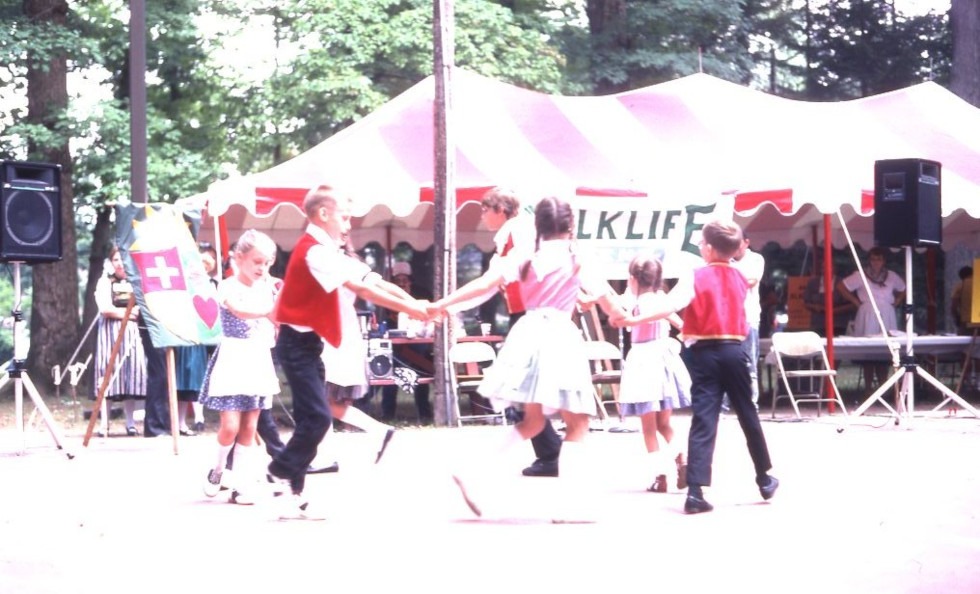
<box><xmin>614</xmin><ymin>255</ymin><xmax>692</xmax><ymax>493</ymax></box>
<box><xmin>199</xmin><ymin>230</ymin><xmax>281</xmax><ymax>504</ymax></box>
<box><xmin>431</xmin><ymin>197</ymin><xmax>625</xmax><ymax>520</ymax></box>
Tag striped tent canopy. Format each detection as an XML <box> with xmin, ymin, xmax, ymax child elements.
<box><xmin>194</xmin><ymin>69</ymin><xmax>980</xmax><ymax>255</ymax></box>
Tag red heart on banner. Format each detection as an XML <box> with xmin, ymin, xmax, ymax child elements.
<box><xmin>193</xmin><ymin>295</ymin><xmax>219</xmax><ymax>328</ymax></box>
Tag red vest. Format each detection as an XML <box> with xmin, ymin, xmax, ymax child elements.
<box><xmin>682</xmin><ymin>264</ymin><xmax>748</xmax><ymax>341</ymax></box>
<box><xmin>274</xmin><ymin>233</ymin><xmax>342</xmax><ymax>347</ymax></box>
<box><xmin>500</xmin><ymin>230</ymin><xmax>526</xmax><ymax>315</ymax></box>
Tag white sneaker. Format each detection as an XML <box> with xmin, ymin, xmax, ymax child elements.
<box><xmin>203</xmin><ymin>469</ymin><xmax>222</xmax><ymax>498</ymax></box>
<box><xmin>229</xmin><ymin>489</ymin><xmax>256</xmax><ymax>506</ymax></box>
<box><xmin>266</xmin><ymin>470</ymin><xmax>291</xmax><ymax>497</ymax></box>
<box><xmin>277</xmin><ymin>494</ymin><xmax>324</xmax><ymax>521</ymax></box>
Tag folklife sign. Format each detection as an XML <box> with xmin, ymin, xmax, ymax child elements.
<box><xmin>568</xmin><ymin>193</ymin><xmax>736</xmax><ymax>280</ymax></box>
<box><xmin>115</xmin><ymin>203</ymin><xmax>222</xmax><ymax>347</ymax></box>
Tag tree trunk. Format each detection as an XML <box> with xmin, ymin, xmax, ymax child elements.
<box><xmin>950</xmin><ymin>0</ymin><xmax>980</xmax><ymax>107</ymax></box>
<box><xmin>23</xmin><ymin>0</ymin><xmax>81</xmax><ymax>394</ymax></box>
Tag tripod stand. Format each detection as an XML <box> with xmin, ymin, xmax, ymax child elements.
<box><xmin>5</xmin><ymin>261</ymin><xmax>73</xmax><ymax>457</ymax></box>
<box><xmin>850</xmin><ymin>247</ymin><xmax>980</xmax><ymax>424</ymax></box>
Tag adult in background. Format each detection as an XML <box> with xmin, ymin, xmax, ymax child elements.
<box><xmin>381</xmin><ymin>260</ymin><xmax>435</xmax><ymax>423</ymax></box>
<box><xmin>268</xmin><ymin>185</ymin><xmax>427</xmax><ymax>520</ymax></box>
<box><xmin>480</xmin><ymin>187</ymin><xmax>564</xmax><ymax>478</ymax></box>
<box><xmin>731</xmin><ymin>235</ymin><xmax>765</xmax><ymax>409</ymax></box>
<box><xmin>93</xmin><ymin>245</ymin><xmax>147</xmax><ymax>436</ymax></box>
<box><xmin>803</xmin><ymin>256</ymin><xmax>857</xmax><ymax>338</ymax></box>
<box><xmin>837</xmin><ymin>247</ymin><xmax>906</xmax><ymax>394</ymax></box>
<box><xmin>951</xmin><ymin>266</ymin><xmax>975</xmax><ymax>335</ymax></box>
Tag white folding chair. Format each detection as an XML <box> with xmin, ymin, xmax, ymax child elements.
<box><xmin>582</xmin><ymin>338</ymin><xmax>623</xmax><ymax>422</ymax></box>
<box><xmin>449</xmin><ymin>342</ymin><xmax>507</xmax><ymax>426</ymax></box>
<box><xmin>770</xmin><ymin>331</ymin><xmax>849</xmax><ymax>420</ymax></box>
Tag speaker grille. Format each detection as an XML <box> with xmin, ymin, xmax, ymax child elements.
<box><xmin>4</xmin><ymin>190</ymin><xmax>55</xmax><ymax>246</ymax></box>
<box><xmin>0</xmin><ymin>160</ymin><xmax>62</xmax><ymax>263</ymax></box>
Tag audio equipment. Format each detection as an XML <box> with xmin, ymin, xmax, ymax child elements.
<box><xmin>367</xmin><ymin>338</ymin><xmax>394</xmax><ymax>380</ymax></box>
<box><xmin>873</xmin><ymin>158</ymin><xmax>941</xmax><ymax>247</ymax></box>
<box><xmin>0</xmin><ymin>160</ymin><xmax>62</xmax><ymax>263</ymax></box>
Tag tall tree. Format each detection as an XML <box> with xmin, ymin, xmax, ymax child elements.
<box><xmin>804</xmin><ymin>0</ymin><xmax>949</xmax><ymax>99</ymax></box>
<box><xmin>581</xmin><ymin>0</ymin><xmax>754</xmax><ymax>94</ymax></box>
<box><xmin>21</xmin><ymin>0</ymin><xmax>81</xmax><ymax>391</ymax></box>
<box><xmin>950</xmin><ymin>0</ymin><xmax>980</xmax><ymax>106</ymax></box>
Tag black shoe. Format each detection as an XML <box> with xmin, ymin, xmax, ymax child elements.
<box><xmin>375</xmin><ymin>428</ymin><xmax>396</xmax><ymax>464</ymax></box>
<box><xmin>306</xmin><ymin>462</ymin><xmax>340</xmax><ymax>475</ymax></box>
<box><xmin>684</xmin><ymin>494</ymin><xmax>714</xmax><ymax>514</ymax></box>
<box><xmin>193</xmin><ymin>421</ymin><xmax>205</xmax><ymax>433</ymax></box>
<box><xmin>759</xmin><ymin>476</ymin><xmax>779</xmax><ymax>501</ymax></box>
<box><xmin>521</xmin><ymin>459</ymin><xmax>559</xmax><ymax>478</ymax></box>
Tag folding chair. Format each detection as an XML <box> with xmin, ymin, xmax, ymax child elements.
<box><xmin>449</xmin><ymin>341</ymin><xmax>507</xmax><ymax>426</ymax></box>
<box><xmin>582</xmin><ymin>338</ymin><xmax>623</xmax><ymax>422</ymax></box>
<box><xmin>770</xmin><ymin>331</ymin><xmax>849</xmax><ymax>420</ymax></box>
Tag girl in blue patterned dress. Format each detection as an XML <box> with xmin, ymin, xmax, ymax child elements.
<box><xmin>614</xmin><ymin>255</ymin><xmax>692</xmax><ymax>494</ymax></box>
<box><xmin>199</xmin><ymin>230</ymin><xmax>281</xmax><ymax>504</ymax></box>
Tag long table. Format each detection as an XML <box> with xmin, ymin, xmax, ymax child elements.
<box><xmin>760</xmin><ymin>334</ymin><xmax>976</xmax><ymax>364</ymax></box>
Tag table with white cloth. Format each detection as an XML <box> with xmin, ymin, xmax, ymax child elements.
<box><xmin>759</xmin><ymin>334</ymin><xmax>978</xmax><ymax>403</ymax></box>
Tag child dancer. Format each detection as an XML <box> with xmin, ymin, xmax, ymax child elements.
<box><xmin>200</xmin><ymin>229</ymin><xmax>280</xmax><ymax>504</ymax></box>
<box><xmin>319</xmin><ymin>241</ymin><xmax>399</xmax><ymax>464</ymax></box>
<box><xmin>430</xmin><ymin>196</ymin><xmax>624</xmax><ymax>520</ymax></box>
<box><xmin>626</xmin><ymin>220</ymin><xmax>777</xmax><ymax>514</ymax></box>
<box><xmin>613</xmin><ymin>255</ymin><xmax>691</xmax><ymax>493</ymax></box>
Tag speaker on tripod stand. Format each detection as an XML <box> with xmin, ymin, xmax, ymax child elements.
<box><xmin>0</xmin><ymin>161</ymin><xmax>70</xmax><ymax>455</ymax></box>
<box><xmin>849</xmin><ymin>158</ymin><xmax>980</xmax><ymax>423</ymax></box>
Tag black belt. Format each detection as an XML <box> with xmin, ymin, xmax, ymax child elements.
<box><xmin>690</xmin><ymin>339</ymin><xmax>742</xmax><ymax>349</ymax></box>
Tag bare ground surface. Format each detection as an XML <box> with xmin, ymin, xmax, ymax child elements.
<box><xmin>1</xmin><ymin>393</ymin><xmax>979</xmax><ymax>594</ymax></box>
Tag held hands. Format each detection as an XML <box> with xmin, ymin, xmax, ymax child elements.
<box><xmin>425</xmin><ymin>299</ymin><xmax>450</xmax><ymax>322</ymax></box>
<box><xmin>404</xmin><ymin>298</ymin><xmax>431</xmax><ymax>321</ymax></box>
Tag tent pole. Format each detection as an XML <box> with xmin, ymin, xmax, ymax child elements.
<box><xmin>433</xmin><ymin>0</ymin><xmax>457</xmax><ymax>427</ymax></box>
<box><xmin>823</xmin><ymin>214</ymin><xmax>837</xmax><ymax>412</ymax></box>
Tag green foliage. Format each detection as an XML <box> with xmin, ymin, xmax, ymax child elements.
<box><xmin>805</xmin><ymin>0</ymin><xmax>949</xmax><ymax>98</ymax></box>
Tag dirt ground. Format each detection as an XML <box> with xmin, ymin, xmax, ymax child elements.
<box><xmin>1</xmin><ymin>397</ymin><xmax>979</xmax><ymax>594</ymax></box>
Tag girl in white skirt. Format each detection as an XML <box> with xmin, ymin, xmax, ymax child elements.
<box><xmin>431</xmin><ymin>197</ymin><xmax>624</xmax><ymax>520</ymax></box>
<box><xmin>199</xmin><ymin>230</ymin><xmax>281</xmax><ymax>504</ymax></box>
<box><xmin>614</xmin><ymin>255</ymin><xmax>692</xmax><ymax>493</ymax></box>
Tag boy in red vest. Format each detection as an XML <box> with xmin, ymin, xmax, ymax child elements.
<box><xmin>615</xmin><ymin>219</ymin><xmax>777</xmax><ymax>514</ymax></box>
<box><xmin>270</xmin><ymin>185</ymin><xmax>428</xmax><ymax>519</ymax></box>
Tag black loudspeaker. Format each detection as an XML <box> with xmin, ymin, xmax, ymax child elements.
<box><xmin>0</xmin><ymin>160</ymin><xmax>62</xmax><ymax>263</ymax></box>
<box><xmin>367</xmin><ymin>338</ymin><xmax>393</xmax><ymax>380</ymax></box>
<box><xmin>873</xmin><ymin>158</ymin><xmax>942</xmax><ymax>247</ymax></box>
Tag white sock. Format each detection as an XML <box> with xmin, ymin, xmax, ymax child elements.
<box><xmin>555</xmin><ymin>440</ymin><xmax>598</xmax><ymax>522</ymax></box>
<box><xmin>178</xmin><ymin>404</ymin><xmax>190</xmax><ymax>431</ymax></box>
<box><xmin>336</xmin><ymin>405</ymin><xmax>391</xmax><ymax>436</ymax></box>
<box><xmin>233</xmin><ymin>443</ymin><xmax>257</xmax><ymax>492</ymax></box>
<box><xmin>123</xmin><ymin>400</ymin><xmax>136</xmax><ymax>427</ymax></box>
<box><xmin>192</xmin><ymin>402</ymin><xmax>204</xmax><ymax>425</ymax></box>
<box><xmin>647</xmin><ymin>450</ymin><xmax>666</xmax><ymax>480</ymax></box>
<box><xmin>214</xmin><ymin>442</ymin><xmax>233</xmax><ymax>476</ymax></box>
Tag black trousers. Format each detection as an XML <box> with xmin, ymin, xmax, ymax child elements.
<box><xmin>686</xmin><ymin>342</ymin><xmax>772</xmax><ymax>488</ymax></box>
<box><xmin>267</xmin><ymin>326</ymin><xmax>331</xmax><ymax>494</ymax></box>
<box><xmin>138</xmin><ymin>326</ymin><xmax>171</xmax><ymax>438</ymax></box>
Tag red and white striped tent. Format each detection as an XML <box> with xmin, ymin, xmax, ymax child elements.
<box><xmin>193</xmin><ymin>69</ymin><xmax>980</xmax><ymax>273</ymax></box>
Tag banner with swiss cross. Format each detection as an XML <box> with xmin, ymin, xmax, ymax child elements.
<box><xmin>115</xmin><ymin>203</ymin><xmax>222</xmax><ymax>348</ymax></box>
